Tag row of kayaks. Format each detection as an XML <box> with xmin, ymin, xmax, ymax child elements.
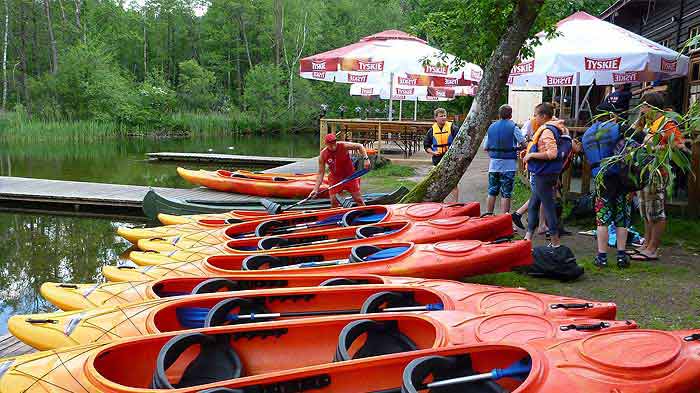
<box><xmin>6</xmin><ymin>202</ymin><xmax>700</xmax><ymax>392</ymax></box>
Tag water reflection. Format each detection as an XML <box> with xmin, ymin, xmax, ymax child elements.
<box><xmin>0</xmin><ymin>212</ymin><xmax>134</xmax><ymax>333</ymax></box>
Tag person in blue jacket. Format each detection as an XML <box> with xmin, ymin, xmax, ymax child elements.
<box><xmin>582</xmin><ymin>109</ymin><xmax>630</xmax><ymax>268</ymax></box>
<box><xmin>482</xmin><ymin>104</ymin><xmax>524</xmax><ymax>214</ymax></box>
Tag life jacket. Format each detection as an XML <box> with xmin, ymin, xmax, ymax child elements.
<box><xmin>485</xmin><ymin>119</ymin><xmax>518</xmax><ymax>159</ymax></box>
<box><xmin>431</xmin><ymin>121</ymin><xmax>454</xmax><ymax>155</ymax></box>
<box><xmin>527</xmin><ymin>123</ymin><xmax>571</xmax><ymax>176</ymax></box>
<box><xmin>582</xmin><ymin>121</ymin><xmax>621</xmax><ymax>177</ymax></box>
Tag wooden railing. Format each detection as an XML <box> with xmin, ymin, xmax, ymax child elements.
<box><xmin>319</xmin><ymin>118</ymin><xmax>434</xmax><ymax>158</ymax></box>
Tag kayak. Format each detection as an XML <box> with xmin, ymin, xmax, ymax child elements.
<box><xmin>19</xmin><ymin>283</ymin><xmax>632</xmax><ymax>350</ymax></box>
<box><xmin>40</xmin><ymin>275</ymin><xmax>618</xmax><ymax>319</ymax></box>
<box><xmin>119</xmin><ymin>202</ymin><xmax>482</xmax><ymax>244</ymax></box>
<box><xmin>132</xmin><ymin>214</ymin><xmax>511</xmax><ymax>254</ymax></box>
<box><xmin>178</xmin><ymin>167</ymin><xmax>325</xmax><ymax>197</ymax></box>
<box><xmin>104</xmin><ymin>239</ymin><xmax>528</xmax><ymax>282</ymax></box>
<box><xmin>0</xmin><ymin>312</ymin><xmax>643</xmax><ymax>392</ymax></box>
<box><xmin>221</xmin><ymin>169</ymin><xmax>319</xmax><ymax>180</ymax></box>
<box><xmin>143</xmin><ymin>186</ymin><xmax>410</xmax><ymax>222</ymax></box>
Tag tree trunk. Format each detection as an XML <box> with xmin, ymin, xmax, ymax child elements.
<box><xmin>273</xmin><ymin>0</ymin><xmax>283</xmax><ymax>66</ymax></box>
<box><xmin>401</xmin><ymin>0</ymin><xmax>545</xmax><ymax>203</ymax></box>
<box><xmin>142</xmin><ymin>12</ymin><xmax>147</xmax><ymax>79</ymax></box>
<box><xmin>74</xmin><ymin>0</ymin><xmax>84</xmax><ymax>43</ymax></box>
<box><xmin>238</xmin><ymin>15</ymin><xmax>253</xmax><ymax>68</ymax></box>
<box><xmin>2</xmin><ymin>0</ymin><xmax>9</xmax><ymax>110</ymax></box>
<box><xmin>56</xmin><ymin>0</ymin><xmax>67</xmax><ymax>24</ymax></box>
<box><xmin>18</xmin><ymin>0</ymin><xmax>29</xmax><ymax>104</ymax></box>
<box><xmin>44</xmin><ymin>0</ymin><xmax>58</xmax><ymax>74</ymax></box>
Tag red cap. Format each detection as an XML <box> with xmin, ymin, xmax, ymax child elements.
<box><xmin>324</xmin><ymin>133</ymin><xmax>337</xmax><ymax>144</ymax></box>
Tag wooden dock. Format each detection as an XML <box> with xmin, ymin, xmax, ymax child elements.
<box><xmin>0</xmin><ymin>333</ymin><xmax>35</xmax><ymax>357</ymax></box>
<box><xmin>147</xmin><ymin>152</ymin><xmax>304</xmax><ymax>167</ymax></box>
<box><xmin>0</xmin><ymin>157</ymin><xmax>319</xmax><ymax>219</ymax></box>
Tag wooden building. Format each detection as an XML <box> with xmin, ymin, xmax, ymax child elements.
<box><xmin>602</xmin><ymin>0</ymin><xmax>700</xmax><ymax>111</ymax></box>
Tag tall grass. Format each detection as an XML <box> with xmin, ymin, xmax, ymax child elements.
<box><xmin>0</xmin><ymin>110</ymin><xmax>317</xmax><ymax>143</ymax></box>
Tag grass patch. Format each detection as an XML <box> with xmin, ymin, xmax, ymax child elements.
<box><xmin>466</xmin><ymin>256</ymin><xmax>699</xmax><ymax>329</ymax></box>
<box><xmin>364</xmin><ymin>164</ymin><xmax>417</xmax><ymax>193</ymax></box>
<box><xmin>663</xmin><ymin>217</ymin><xmax>700</xmax><ymax>252</ymax></box>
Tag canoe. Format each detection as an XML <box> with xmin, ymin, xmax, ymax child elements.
<box><xmin>104</xmin><ymin>238</ymin><xmax>528</xmax><ymax>282</ymax></box>
<box><xmin>0</xmin><ymin>312</ymin><xmax>643</xmax><ymax>392</ymax></box>
<box><xmin>40</xmin><ymin>275</ymin><xmax>618</xmax><ymax>319</ymax></box>
<box><xmin>19</xmin><ymin>283</ymin><xmax>633</xmax><ymax>350</ymax></box>
<box><xmin>120</xmin><ymin>202</ymin><xmax>481</xmax><ymax>244</ymax></box>
<box><xmin>132</xmin><ymin>214</ymin><xmax>510</xmax><ymax>254</ymax></box>
<box><xmin>178</xmin><ymin>167</ymin><xmax>325</xmax><ymax>197</ymax></box>
<box><xmin>143</xmin><ymin>186</ymin><xmax>410</xmax><ymax>222</ymax></box>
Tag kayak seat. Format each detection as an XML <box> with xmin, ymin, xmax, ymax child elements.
<box><xmin>205</xmin><ymin>298</ymin><xmax>272</xmax><ymax>327</ymax></box>
<box><xmin>241</xmin><ymin>255</ymin><xmax>288</xmax><ymax>271</ymax></box>
<box><xmin>360</xmin><ymin>291</ymin><xmax>417</xmax><ymax>314</ymax></box>
<box><xmin>355</xmin><ymin>225</ymin><xmax>390</xmax><ymax>239</ymax></box>
<box><xmin>402</xmin><ymin>355</ymin><xmax>508</xmax><ymax>393</ymax></box>
<box><xmin>349</xmin><ymin>246</ymin><xmax>411</xmax><ymax>263</ymax></box>
<box><xmin>151</xmin><ymin>333</ymin><xmax>244</xmax><ymax>389</ymax></box>
<box><xmin>257</xmin><ymin>237</ymin><xmax>289</xmax><ymax>250</ymax></box>
<box><xmin>190</xmin><ymin>278</ymin><xmax>241</xmax><ymax>295</ymax></box>
<box><xmin>341</xmin><ymin>210</ymin><xmax>387</xmax><ymax>227</ymax></box>
<box><xmin>255</xmin><ymin>220</ymin><xmax>285</xmax><ymax>237</ymax></box>
<box><xmin>334</xmin><ymin>320</ymin><xmax>417</xmax><ymax>362</ymax></box>
<box><xmin>318</xmin><ymin>277</ymin><xmax>371</xmax><ymax>286</ymax></box>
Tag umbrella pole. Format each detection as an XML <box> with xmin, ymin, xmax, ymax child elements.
<box><xmin>388</xmin><ymin>72</ymin><xmax>394</xmax><ymax>121</ymax></box>
<box><xmin>559</xmin><ymin>87</ymin><xmax>564</xmax><ymax>118</ymax></box>
<box><xmin>414</xmin><ymin>96</ymin><xmax>418</xmax><ymax>121</ymax></box>
<box><xmin>399</xmin><ymin>100</ymin><xmax>403</xmax><ymax>120</ymax></box>
<box><xmin>574</xmin><ymin>72</ymin><xmax>581</xmax><ymax>123</ymax></box>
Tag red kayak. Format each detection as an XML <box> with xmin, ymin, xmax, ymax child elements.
<box><xmin>0</xmin><ymin>312</ymin><xmax>642</xmax><ymax>392</ymax></box>
<box><xmin>118</xmin><ymin>202</ymin><xmax>481</xmax><ymax>244</ymax></box>
<box><xmin>132</xmin><ymin>214</ymin><xmax>513</xmax><ymax>255</ymax></box>
<box><xmin>41</xmin><ymin>275</ymin><xmax>618</xmax><ymax>320</ymax></box>
<box><xmin>104</xmin><ymin>239</ymin><xmax>530</xmax><ymax>282</ymax></box>
<box><xmin>20</xmin><ymin>281</ymin><xmax>631</xmax><ymax>349</ymax></box>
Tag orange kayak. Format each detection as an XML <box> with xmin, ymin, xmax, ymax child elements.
<box><xmin>132</xmin><ymin>214</ymin><xmax>512</xmax><ymax>254</ymax></box>
<box><xmin>105</xmin><ymin>238</ymin><xmax>528</xmax><ymax>282</ymax></box>
<box><xmin>40</xmin><ymin>275</ymin><xmax>618</xmax><ymax>319</ymax></box>
<box><xmin>0</xmin><ymin>312</ymin><xmax>643</xmax><ymax>392</ymax></box>
<box><xmin>178</xmin><ymin>167</ymin><xmax>327</xmax><ymax>197</ymax></box>
<box><xmin>222</xmin><ymin>169</ymin><xmax>319</xmax><ymax>180</ymax></box>
<box><xmin>20</xmin><ymin>282</ymin><xmax>631</xmax><ymax>350</ymax></box>
<box><xmin>118</xmin><ymin>202</ymin><xmax>481</xmax><ymax>244</ymax></box>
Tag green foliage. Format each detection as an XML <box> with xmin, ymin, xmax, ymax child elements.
<box><xmin>177</xmin><ymin>59</ymin><xmax>217</xmax><ymax>112</ymax></box>
<box><xmin>243</xmin><ymin>64</ymin><xmax>288</xmax><ymax>123</ymax></box>
<box><xmin>29</xmin><ymin>43</ymin><xmax>139</xmax><ymax>123</ymax></box>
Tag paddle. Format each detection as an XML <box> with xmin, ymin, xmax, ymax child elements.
<box><xmin>425</xmin><ymin>357</ymin><xmax>531</xmax><ymax>388</ymax></box>
<box><xmin>262</xmin><ymin>246</ymin><xmax>409</xmax><ymax>270</ymax></box>
<box><xmin>261</xmin><ymin>168</ymin><xmax>370</xmax><ymax>214</ymax></box>
<box><xmin>176</xmin><ymin>303</ymin><xmax>444</xmax><ymax>328</ymax></box>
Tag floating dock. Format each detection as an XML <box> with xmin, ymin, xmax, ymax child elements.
<box><xmin>147</xmin><ymin>152</ymin><xmax>304</xmax><ymax>167</ymax></box>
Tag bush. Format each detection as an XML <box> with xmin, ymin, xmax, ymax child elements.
<box><xmin>243</xmin><ymin>64</ymin><xmax>287</xmax><ymax>124</ymax></box>
<box><xmin>28</xmin><ymin>42</ymin><xmax>139</xmax><ymax>123</ymax></box>
<box><xmin>177</xmin><ymin>59</ymin><xmax>217</xmax><ymax>112</ymax></box>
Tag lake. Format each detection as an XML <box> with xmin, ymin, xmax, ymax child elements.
<box><xmin>0</xmin><ymin>133</ymin><xmax>319</xmax><ymax>333</ymax></box>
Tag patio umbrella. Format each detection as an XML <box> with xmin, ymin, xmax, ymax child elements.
<box><xmin>300</xmin><ymin>29</ymin><xmax>482</xmax><ymax>119</ymax></box>
<box><xmin>507</xmin><ymin>11</ymin><xmax>689</xmax><ymax>119</ymax></box>
<box><xmin>349</xmin><ymin>83</ymin><xmax>452</xmax><ymax>120</ymax></box>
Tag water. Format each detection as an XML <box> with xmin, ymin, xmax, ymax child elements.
<box><xmin>0</xmin><ymin>133</ymin><xmax>318</xmax><ymax>333</ymax></box>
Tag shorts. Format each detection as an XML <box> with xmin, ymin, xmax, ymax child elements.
<box><xmin>328</xmin><ymin>178</ymin><xmax>361</xmax><ymax>198</ymax></box>
<box><xmin>488</xmin><ymin>171</ymin><xmax>515</xmax><ymax>198</ymax></box>
<box><xmin>594</xmin><ymin>190</ymin><xmax>631</xmax><ymax>228</ymax></box>
<box><xmin>639</xmin><ymin>181</ymin><xmax>666</xmax><ymax>222</ymax></box>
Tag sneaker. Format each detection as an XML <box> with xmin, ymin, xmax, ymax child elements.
<box><xmin>594</xmin><ymin>255</ymin><xmax>608</xmax><ymax>268</ymax></box>
<box><xmin>559</xmin><ymin>228</ymin><xmax>573</xmax><ymax>236</ymax></box>
<box><xmin>617</xmin><ymin>254</ymin><xmax>631</xmax><ymax>269</ymax></box>
<box><xmin>511</xmin><ymin>212</ymin><xmax>525</xmax><ymax>230</ymax></box>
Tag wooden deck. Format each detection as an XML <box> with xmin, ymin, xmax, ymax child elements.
<box><xmin>0</xmin><ymin>334</ymin><xmax>35</xmax><ymax>358</ymax></box>
<box><xmin>147</xmin><ymin>152</ymin><xmax>304</xmax><ymax>167</ymax></box>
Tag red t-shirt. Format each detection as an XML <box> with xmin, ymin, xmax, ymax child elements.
<box><xmin>320</xmin><ymin>142</ymin><xmax>355</xmax><ymax>183</ymax></box>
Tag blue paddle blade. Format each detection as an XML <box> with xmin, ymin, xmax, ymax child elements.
<box><xmin>314</xmin><ymin>214</ymin><xmax>344</xmax><ymax>225</ymax></box>
<box><xmin>365</xmin><ymin>246</ymin><xmax>410</xmax><ymax>261</ymax></box>
<box><xmin>491</xmin><ymin>357</ymin><xmax>532</xmax><ymax>381</ymax></box>
<box><xmin>176</xmin><ymin>307</ymin><xmax>211</xmax><ymax>329</ymax></box>
<box><xmin>350</xmin><ymin>213</ymin><xmax>387</xmax><ymax>225</ymax></box>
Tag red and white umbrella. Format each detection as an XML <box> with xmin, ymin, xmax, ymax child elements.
<box><xmin>300</xmin><ymin>30</ymin><xmax>482</xmax><ymax>118</ymax></box>
<box><xmin>507</xmin><ymin>11</ymin><xmax>689</xmax><ymax>87</ymax></box>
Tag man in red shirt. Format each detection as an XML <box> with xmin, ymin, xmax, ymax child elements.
<box><xmin>309</xmin><ymin>133</ymin><xmax>371</xmax><ymax>207</ymax></box>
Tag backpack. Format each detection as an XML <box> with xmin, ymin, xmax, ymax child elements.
<box><xmin>602</xmin><ymin>140</ymin><xmax>653</xmax><ymax>195</ymax></box>
<box><xmin>528</xmin><ymin>245</ymin><xmax>584</xmax><ymax>282</ymax></box>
